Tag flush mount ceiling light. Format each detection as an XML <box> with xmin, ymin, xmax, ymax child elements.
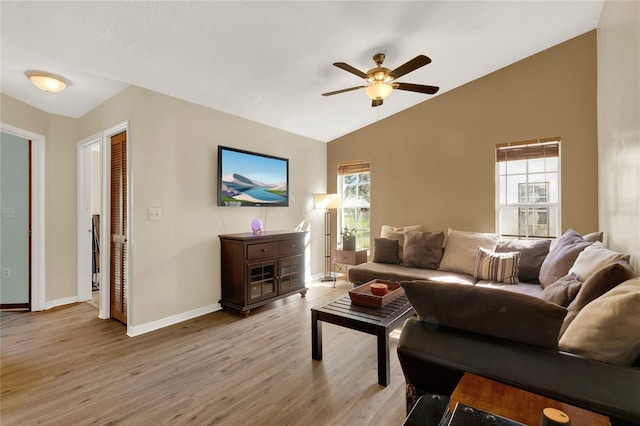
<box><xmin>25</xmin><ymin>70</ymin><xmax>71</xmax><ymax>93</ymax></box>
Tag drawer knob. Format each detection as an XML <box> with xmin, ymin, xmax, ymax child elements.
<box><xmin>291</xmin><ymin>244</ymin><xmax>296</xmax><ymax>248</ymax></box>
<box><xmin>262</xmin><ymin>248</ymin><xmax>268</xmax><ymax>252</ymax></box>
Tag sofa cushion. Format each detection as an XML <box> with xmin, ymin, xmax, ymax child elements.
<box><xmin>372</xmin><ymin>238</ymin><xmax>400</xmax><ymax>264</ymax></box>
<box><xmin>403</xmin><ymin>231</ymin><xmax>444</xmax><ymax>269</ymax></box>
<box><xmin>538</xmin><ymin>229</ymin><xmax>592</xmax><ymax>288</ymax></box>
<box><xmin>439</xmin><ymin>229</ymin><xmax>498</xmax><ymax>276</ymax></box>
<box><xmin>568</xmin><ymin>241</ymin><xmax>630</xmax><ymax>282</ymax></box>
<box><xmin>475</xmin><ymin>281</ymin><xmax>544</xmax><ymax>298</ymax></box>
<box><xmin>402</xmin><ymin>280</ymin><xmax>567</xmax><ymax>349</ymax></box>
<box><xmin>348</xmin><ymin>262</ymin><xmax>477</xmax><ymax>286</ymax></box>
<box><xmin>539</xmin><ymin>273</ymin><xmax>582</xmax><ymax>307</ymax></box>
<box><xmin>381</xmin><ymin>225</ymin><xmax>423</xmax><ymax>261</ymax></box>
<box><xmin>473</xmin><ymin>247</ymin><xmax>520</xmax><ymax>284</ymax></box>
<box><xmin>559</xmin><ymin>278</ymin><xmax>640</xmax><ymax>365</ymax></box>
<box><xmin>582</xmin><ymin>231</ymin><xmax>604</xmax><ymax>242</ymax></box>
<box><xmin>496</xmin><ymin>238</ymin><xmax>551</xmax><ymax>283</ymax></box>
<box><xmin>560</xmin><ymin>260</ymin><xmax>636</xmax><ymax>335</ymax></box>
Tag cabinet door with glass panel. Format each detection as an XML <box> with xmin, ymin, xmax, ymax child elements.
<box><xmin>278</xmin><ymin>255</ymin><xmax>304</xmax><ymax>294</ymax></box>
<box><xmin>247</xmin><ymin>260</ymin><xmax>278</xmax><ymax>303</ymax></box>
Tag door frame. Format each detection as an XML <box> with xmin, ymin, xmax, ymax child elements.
<box><xmin>102</xmin><ymin>121</ymin><xmax>130</xmax><ymax>325</ymax></box>
<box><xmin>76</xmin><ymin>133</ymin><xmax>101</xmax><ymax>305</ymax></box>
<box><xmin>76</xmin><ymin>121</ymin><xmax>129</xmax><ymax>322</ymax></box>
<box><xmin>0</xmin><ymin>123</ymin><xmax>45</xmax><ymax>311</ymax></box>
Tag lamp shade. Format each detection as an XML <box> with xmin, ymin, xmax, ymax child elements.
<box><xmin>365</xmin><ymin>82</ymin><xmax>393</xmax><ymax>100</ymax></box>
<box><xmin>314</xmin><ymin>193</ymin><xmax>341</xmax><ymax>209</ymax></box>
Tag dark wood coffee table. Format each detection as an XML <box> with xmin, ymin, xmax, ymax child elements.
<box><xmin>311</xmin><ymin>294</ymin><xmax>414</xmax><ymax>386</ymax></box>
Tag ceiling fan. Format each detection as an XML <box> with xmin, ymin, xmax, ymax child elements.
<box><xmin>322</xmin><ymin>53</ymin><xmax>439</xmax><ymax>107</ymax></box>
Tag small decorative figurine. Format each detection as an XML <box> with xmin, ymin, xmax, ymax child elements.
<box><xmin>251</xmin><ymin>218</ymin><xmax>263</xmax><ymax>235</ymax></box>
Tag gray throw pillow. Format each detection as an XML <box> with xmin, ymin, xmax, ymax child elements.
<box><xmin>402</xmin><ymin>231</ymin><xmax>445</xmax><ymax>270</ymax></box>
<box><xmin>372</xmin><ymin>238</ymin><xmax>400</xmax><ymax>264</ymax></box>
<box><xmin>539</xmin><ymin>273</ymin><xmax>582</xmax><ymax>307</ymax></box>
<box><xmin>560</xmin><ymin>259</ymin><xmax>636</xmax><ymax>336</ymax></box>
<box><xmin>402</xmin><ymin>280</ymin><xmax>567</xmax><ymax>349</ymax></box>
<box><xmin>496</xmin><ymin>238</ymin><xmax>551</xmax><ymax>283</ymax></box>
<box><xmin>538</xmin><ymin>229</ymin><xmax>592</xmax><ymax>288</ymax></box>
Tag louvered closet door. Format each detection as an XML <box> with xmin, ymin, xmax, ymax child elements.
<box><xmin>110</xmin><ymin>131</ymin><xmax>128</xmax><ymax>324</ymax></box>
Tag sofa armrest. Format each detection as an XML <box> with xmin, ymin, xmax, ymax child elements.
<box><xmin>397</xmin><ymin>317</ymin><xmax>640</xmax><ymax>424</ymax></box>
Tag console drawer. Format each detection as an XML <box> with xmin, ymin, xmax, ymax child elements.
<box><xmin>247</xmin><ymin>242</ymin><xmax>278</xmax><ymax>260</ymax></box>
<box><xmin>279</xmin><ymin>238</ymin><xmax>304</xmax><ymax>256</ymax></box>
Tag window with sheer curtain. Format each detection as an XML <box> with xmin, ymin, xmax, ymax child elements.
<box><xmin>496</xmin><ymin>139</ymin><xmax>560</xmax><ymax>238</ymax></box>
<box><xmin>337</xmin><ymin>160</ymin><xmax>370</xmax><ymax>250</ymax></box>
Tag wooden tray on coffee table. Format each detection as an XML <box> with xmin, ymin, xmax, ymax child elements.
<box><xmin>349</xmin><ymin>279</ymin><xmax>404</xmax><ymax>308</ymax></box>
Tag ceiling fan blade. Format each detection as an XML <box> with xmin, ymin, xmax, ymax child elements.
<box><xmin>322</xmin><ymin>86</ymin><xmax>366</xmax><ymax>96</ymax></box>
<box><xmin>333</xmin><ymin>62</ymin><xmax>369</xmax><ymax>79</ymax></box>
<box><xmin>395</xmin><ymin>82</ymin><xmax>440</xmax><ymax>95</ymax></box>
<box><xmin>389</xmin><ymin>55</ymin><xmax>432</xmax><ymax>80</ymax></box>
<box><xmin>372</xmin><ymin>99</ymin><xmax>383</xmax><ymax>107</ymax></box>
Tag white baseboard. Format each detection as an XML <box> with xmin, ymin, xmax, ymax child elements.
<box><xmin>44</xmin><ymin>296</ymin><xmax>79</xmax><ymax>310</ymax></box>
<box><xmin>127</xmin><ymin>303</ymin><xmax>222</xmax><ymax>337</ymax></box>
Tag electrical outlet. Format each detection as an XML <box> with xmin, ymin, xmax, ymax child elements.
<box><xmin>2</xmin><ymin>268</ymin><xmax>10</xmax><ymax>278</ymax></box>
<box><xmin>3</xmin><ymin>208</ymin><xmax>15</xmax><ymax>218</ymax></box>
<box><xmin>148</xmin><ymin>207</ymin><xmax>161</xmax><ymax>221</ymax></box>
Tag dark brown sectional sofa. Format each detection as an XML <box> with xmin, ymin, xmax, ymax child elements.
<box><xmin>347</xmin><ymin>228</ymin><xmax>640</xmax><ymax>425</ymax></box>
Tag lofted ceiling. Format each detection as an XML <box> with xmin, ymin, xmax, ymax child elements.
<box><xmin>1</xmin><ymin>1</ymin><xmax>603</xmax><ymax>142</ymax></box>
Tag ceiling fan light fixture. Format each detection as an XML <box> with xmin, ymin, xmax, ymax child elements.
<box><xmin>25</xmin><ymin>70</ymin><xmax>71</xmax><ymax>93</ymax></box>
<box><xmin>365</xmin><ymin>82</ymin><xmax>393</xmax><ymax>100</ymax></box>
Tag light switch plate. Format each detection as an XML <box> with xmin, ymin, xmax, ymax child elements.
<box><xmin>148</xmin><ymin>207</ymin><xmax>161</xmax><ymax>221</ymax></box>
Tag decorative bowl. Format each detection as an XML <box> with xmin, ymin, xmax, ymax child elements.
<box><xmin>370</xmin><ymin>283</ymin><xmax>389</xmax><ymax>296</ymax></box>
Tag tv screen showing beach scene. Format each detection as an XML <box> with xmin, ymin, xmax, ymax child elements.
<box><xmin>217</xmin><ymin>145</ymin><xmax>289</xmax><ymax>207</ymax></box>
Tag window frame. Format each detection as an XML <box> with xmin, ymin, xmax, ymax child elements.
<box><xmin>495</xmin><ymin>139</ymin><xmax>561</xmax><ymax>239</ymax></box>
<box><xmin>337</xmin><ymin>161</ymin><xmax>371</xmax><ymax>251</ymax></box>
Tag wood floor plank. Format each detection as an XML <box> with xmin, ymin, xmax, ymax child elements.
<box><xmin>0</xmin><ymin>281</ymin><xmax>408</xmax><ymax>425</ymax></box>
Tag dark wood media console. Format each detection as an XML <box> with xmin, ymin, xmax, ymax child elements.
<box><xmin>219</xmin><ymin>230</ymin><xmax>307</xmax><ymax>316</ymax></box>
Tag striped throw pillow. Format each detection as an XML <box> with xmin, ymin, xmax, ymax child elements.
<box><xmin>473</xmin><ymin>247</ymin><xmax>521</xmax><ymax>284</ymax></box>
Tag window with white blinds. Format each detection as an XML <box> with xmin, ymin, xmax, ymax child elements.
<box><xmin>496</xmin><ymin>139</ymin><xmax>561</xmax><ymax>238</ymax></box>
<box><xmin>338</xmin><ymin>160</ymin><xmax>370</xmax><ymax>250</ymax></box>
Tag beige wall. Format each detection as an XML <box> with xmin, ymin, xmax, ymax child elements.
<box><xmin>95</xmin><ymin>87</ymin><xmax>326</xmax><ymax>327</ymax></box>
<box><xmin>597</xmin><ymin>0</ymin><xmax>640</xmax><ymax>271</ymax></box>
<box><xmin>328</xmin><ymin>31</ymin><xmax>598</xmax><ymax>243</ymax></box>
<box><xmin>1</xmin><ymin>87</ymin><xmax>327</xmax><ymax>330</ymax></box>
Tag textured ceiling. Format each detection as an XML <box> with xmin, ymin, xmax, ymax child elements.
<box><xmin>1</xmin><ymin>1</ymin><xmax>603</xmax><ymax>142</ymax></box>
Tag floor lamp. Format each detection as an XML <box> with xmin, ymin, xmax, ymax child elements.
<box><xmin>315</xmin><ymin>194</ymin><xmax>341</xmax><ymax>282</ymax></box>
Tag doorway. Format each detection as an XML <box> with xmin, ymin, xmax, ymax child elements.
<box><xmin>0</xmin><ymin>123</ymin><xmax>45</xmax><ymax>311</ymax></box>
<box><xmin>0</xmin><ymin>132</ymin><xmax>30</xmax><ymax>310</ymax></box>
<box><xmin>76</xmin><ymin>121</ymin><xmax>129</xmax><ymax>325</ymax></box>
<box><xmin>76</xmin><ymin>134</ymin><xmax>101</xmax><ymax>309</ymax></box>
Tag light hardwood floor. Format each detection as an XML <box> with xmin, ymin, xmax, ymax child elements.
<box><xmin>0</xmin><ymin>280</ymin><xmax>408</xmax><ymax>425</ymax></box>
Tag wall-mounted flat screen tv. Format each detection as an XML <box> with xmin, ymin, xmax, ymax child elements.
<box><xmin>217</xmin><ymin>145</ymin><xmax>289</xmax><ymax>207</ymax></box>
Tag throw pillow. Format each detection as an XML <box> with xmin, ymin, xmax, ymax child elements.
<box><xmin>496</xmin><ymin>238</ymin><xmax>551</xmax><ymax>283</ymax></box>
<box><xmin>539</xmin><ymin>273</ymin><xmax>582</xmax><ymax>307</ymax></box>
<box><xmin>559</xmin><ymin>278</ymin><xmax>640</xmax><ymax>365</ymax></box>
<box><xmin>473</xmin><ymin>247</ymin><xmax>520</xmax><ymax>284</ymax></box>
<box><xmin>582</xmin><ymin>231</ymin><xmax>604</xmax><ymax>242</ymax></box>
<box><xmin>560</xmin><ymin>260</ymin><xmax>636</xmax><ymax>336</ymax></box>
<box><xmin>568</xmin><ymin>241</ymin><xmax>630</xmax><ymax>282</ymax></box>
<box><xmin>538</xmin><ymin>229</ymin><xmax>592</xmax><ymax>288</ymax></box>
<box><xmin>381</xmin><ymin>225</ymin><xmax>423</xmax><ymax>261</ymax></box>
<box><xmin>372</xmin><ymin>238</ymin><xmax>400</xmax><ymax>264</ymax></box>
<box><xmin>401</xmin><ymin>280</ymin><xmax>567</xmax><ymax>349</ymax></box>
<box><xmin>438</xmin><ymin>229</ymin><xmax>498</xmax><ymax>276</ymax></box>
<box><xmin>402</xmin><ymin>231</ymin><xmax>445</xmax><ymax>270</ymax></box>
